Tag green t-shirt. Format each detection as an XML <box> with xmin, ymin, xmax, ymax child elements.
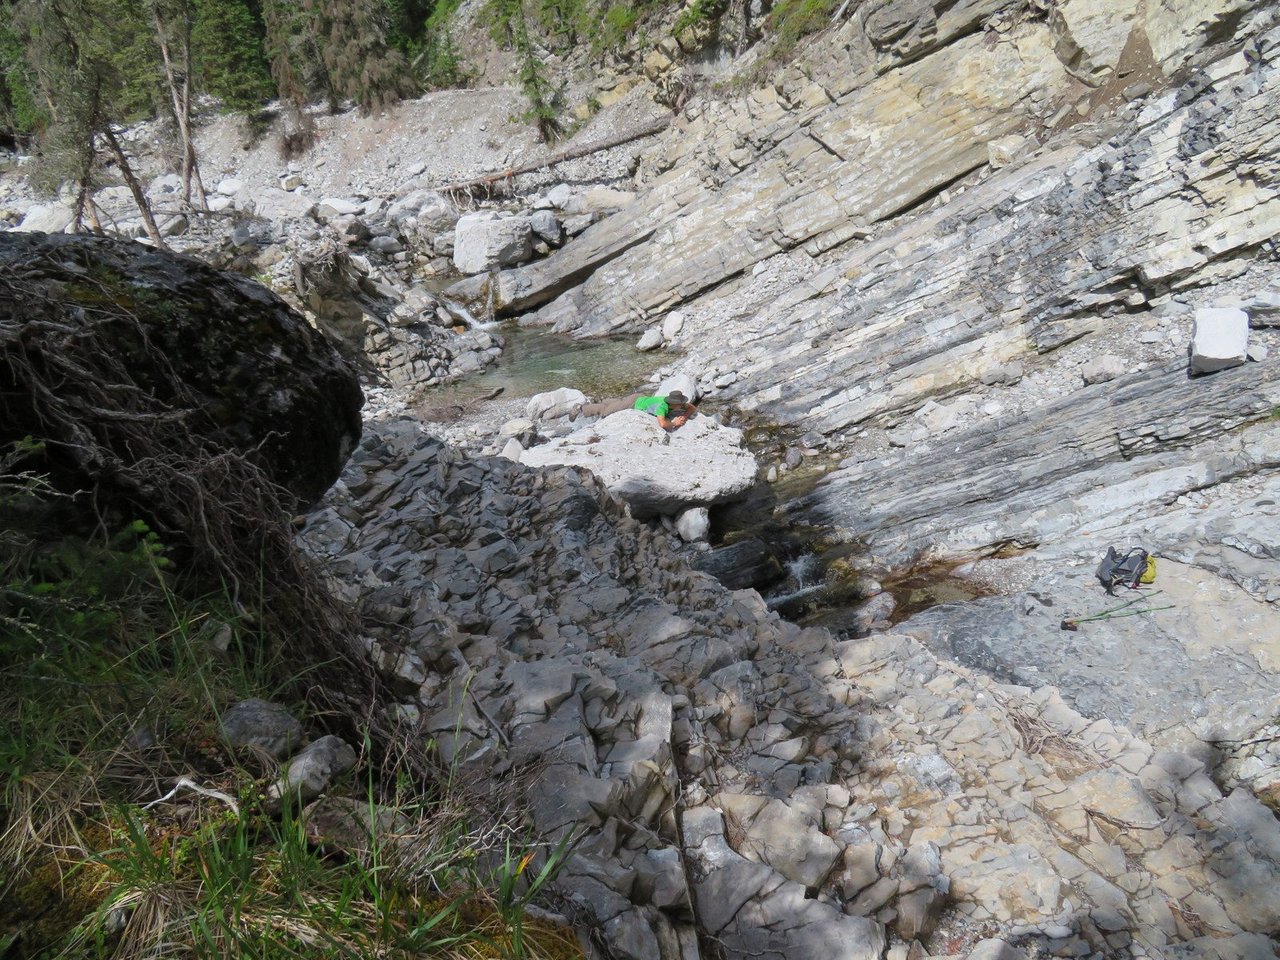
<box><xmin>633</xmin><ymin>395</ymin><xmax>669</xmax><ymax>418</ymax></box>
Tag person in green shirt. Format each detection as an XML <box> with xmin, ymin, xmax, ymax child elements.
<box><xmin>633</xmin><ymin>390</ymin><xmax>696</xmax><ymax>429</ymax></box>
<box><xmin>575</xmin><ymin>390</ymin><xmax>698</xmax><ymax>429</ymax></box>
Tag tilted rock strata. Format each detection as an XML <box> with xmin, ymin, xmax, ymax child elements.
<box><xmin>301</xmin><ymin>418</ymin><xmax>1280</xmax><ymax>959</ymax></box>
<box><xmin>465</xmin><ymin>2</ymin><xmax>1280</xmax><ymax>583</ymax></box>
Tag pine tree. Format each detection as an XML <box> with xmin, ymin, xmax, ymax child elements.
<box><xmin>16</xmin><ymin>0</ymin><xmax>167</xmax><ymax>246</ymax></box>
<box><xmin>191</xmin><ymin>0</ymin><xmax>273</xmax><ymax>112</ymax></box>
<box><xmin>487</xmin><ymin>0</ymin><xmax>562</xmax><ymax>142</ymax></box>
<box><xmin>302</xmin><ymin>0</ymin><xmax>414</xmax><ymax>115</ymax></box>
<box><xmin>261</xmin><ymin>0</ymin><xmax>317</xmax><ymax>155</ymax></box>
<box><xmin>0</xmin><ymin>21</ymin><xmax>46</xmax><ymax>140</ymax></box>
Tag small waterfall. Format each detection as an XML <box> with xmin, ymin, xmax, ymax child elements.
<box><xmin>765</xmin><ymin>581</ymin><xmax>828</xmax><ymax>611</ymax></box>
<box><xmin>785</xmin><ymin>553</ymin><xmax>820</xmax><ymax>586</ymax></box>
<box><xmin>485</xmin><ymin>267</ymin><xmax>498</xmax><ymax>326</ymax></box>
<box><xmin>764</xmin><ymin>552</ymin><xmax>825</xmax><ymax>611</ymax></box>
<box><xmin>437</xmin><ymin>292</ymin><xmax>499</xmax><ymax>331</ymax></box>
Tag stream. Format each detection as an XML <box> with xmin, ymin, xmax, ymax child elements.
<box><xmin>423</xmin><ymin>324</ymin><xmax>986</xmax><ymax>637</ymax></box>
<box><xmin>440</xmin><ymin>323</ymin><xmax>665</xmax><ymax>405</ymax></box>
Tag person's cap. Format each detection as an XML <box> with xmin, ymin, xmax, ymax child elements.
<box><xmin>666</xmin><ymin>390</ymin><xmax>688</xmax><ymax>404</ymax></box>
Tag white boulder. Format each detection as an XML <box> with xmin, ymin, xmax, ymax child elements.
<box><xmin>656</xmin><ymin>373</ymin><xmax>700</xmax><ymax>403</ymax></box>
<box><xmin>676</xmin><ymin>507</ymin><xmax>711</xmax><ymax>542</ymax></box>
<box><xmin>14</xmin><ymin>202</ymin><xmax>75</xmax><ymax>233</ymax></box>
<box><xmin>519</xmin><ymin>411</ymin><xmax>757</xmax><ymax>518</ymax></box>
<box><xmin>637</xmin><ymin>328</ymin><xmax>663</xmax><ymax>351</ymax></box>
<box><xmin>545</xmin><ymin>184</ymin><xmax>574</xmax><ymax>209</ymax></box>
<box><xmin>662</xmin><ymin>312</ymin><xmax>686</xmax><ymax>341</ymax></box>
<box><xmin>216</xmin><ymin>178</ymin><xmax>244</xmax><ymax>196</ymax></box>
<box><xmin>236</xmin><ymin>187</ymin><xmax>317</xmax><ymax>222</ymax></box>
<box><xmin>1081</xmin><ymin>354</ymin><xmax>1126</xmax><ymax>385</ymax></box>
<box><xmin>1190</xmin><ymin>307</ymin><xmax>1249</xmax><ymax>374</ymax></box>
<box><xmin>453</xmin><ymin>212</ymin><xmax>532</xmax><ymax>275</ymax></box>
<box><xmin>527</xmin><ymin>387</ymin><xmax>586</xmax><ymax>421</ymax></box>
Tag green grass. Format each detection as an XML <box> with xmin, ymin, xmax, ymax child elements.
<box><xmin>0</xmin><ymin>453</ymin><xmax>582</xmax><ymax>960</ymax></box>
<box><xmin>768</xmin><ymin>0</ymin><xmax>840</xmax><ymax>59</ymax></box>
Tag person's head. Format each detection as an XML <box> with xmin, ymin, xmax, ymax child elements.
<box><xmin>666</xmin><ymin>390</ymin><xmax>689</xmax><ymax>415</ymax></box>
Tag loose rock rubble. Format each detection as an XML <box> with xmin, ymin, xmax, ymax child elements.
<box><xmin>297</xmin><ymin>418</ymin><xmax>1280</xmax><ymax>959</ymax></box>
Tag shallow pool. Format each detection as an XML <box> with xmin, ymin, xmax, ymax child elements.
<box><xmin>436</xmin><ymin>323</ymin><xmax>665</xmax><ymax>403</ymax></box>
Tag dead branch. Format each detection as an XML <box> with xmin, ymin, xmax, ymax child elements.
<box><xmin>436</xmin><ymin>115</ymin><xmax>673</xmax><ymax>197</ymax></box>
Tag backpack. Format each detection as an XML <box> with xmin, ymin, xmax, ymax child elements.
<box><xmin>1095</xmin><ymin>546</ymin><xmax>1157</xmax><ymax>594</ymax></box>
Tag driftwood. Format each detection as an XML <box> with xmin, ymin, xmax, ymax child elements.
<box><xmin>438</xmin><ymin>115</ymin><xmax>673</xmax><ymax>197</ymax></box>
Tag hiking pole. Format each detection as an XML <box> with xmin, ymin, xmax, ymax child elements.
<box><xmin>1061</xmin><ymin>604</ymin><xmax>1175</xmax><ymax>630</ymax></box>
<box><xmin>1060</xmin><ymin>591</ymin><xmax>1168</xmax><ymax>630</ymax></box>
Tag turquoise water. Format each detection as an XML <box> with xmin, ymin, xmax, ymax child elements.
<box><xmin>442</xmin><ymin>323</ymin><xmax>664</xmax><ymax>402</ymax></box>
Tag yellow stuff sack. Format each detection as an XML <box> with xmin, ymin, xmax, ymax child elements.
<box><xmin>1140</xmin><ymin>556</ymin><xmax>1157</xmax><ymax>584</ymax></box>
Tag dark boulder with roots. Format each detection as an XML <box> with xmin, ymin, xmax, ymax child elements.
<box><xmin>0</xmin><ymin>232</ymin><xmax>363</xmax><ymax>507</ymax></box>
<box><xmin>0</xmin><ymin>233</ymin><xmax>367</xmax><ymax>667</ymax></box>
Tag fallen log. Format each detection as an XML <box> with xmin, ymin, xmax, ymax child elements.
<box><xmin>437</xmin><ymin>114</ymin><xmax>673</xmax><ymax>197</ymax></box>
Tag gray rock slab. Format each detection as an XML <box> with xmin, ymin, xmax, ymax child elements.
<box><xmin>900</xmin><ymin>561</ymin><xmax>1280</xmax><ymax>751</ymax></box>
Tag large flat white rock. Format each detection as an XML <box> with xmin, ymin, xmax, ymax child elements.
<box><xmin>453</xmin><ymin>211</ymin><xmax>532</xmax><ymax>275</ymax></box>
<box><xmin>520</xmin><ymin>410</ymin><xmax>757</xmax><ymax>518</ymax></box>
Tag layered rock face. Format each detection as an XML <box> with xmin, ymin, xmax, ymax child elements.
<box><xmin>0</xmin><ymin>233</ymin><xmax>362</xmax><ymax>505</ymax></box>
<box><xmin>465</xmin><ymin>1</ymin><xmax>1280</xmax><ymax>752</ymax></box>
<box><xmin>303</xmin><ymin>418</ymin><xmax>1280</xmax><ymax>960</ymax></box>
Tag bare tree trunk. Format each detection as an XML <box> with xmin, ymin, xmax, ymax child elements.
<box><xmin>72</xmin><ymin>179</ymin><xmax>91</xmax><ymax>233</ymax></box>
<box><xmin>85</xmin><ymin>199</ymin><xmax>106</xmax><ymax>236</ymax></box>
<box><xmin>152</xmin><ymin>3</ymin><xmax>207</xmax><ymax>209</ymax></box>
<box><xmin>70</xmin><ymin>122</ymin><xmax>99</xmax><ymax>234</ymax></box>
<box><xmin>101</xmin><ymin>126</ymin><xmax>167</xmax><ymax>249</ymax></box>
<box><xmin>438</xmin><ymin>115</ymin><xmax>672</xmax><ymax>196</ymax></box>
<box><xmin>180</xmin><ymin>32</ymin><xmax>207</xmax><ymax>209</ymax></box>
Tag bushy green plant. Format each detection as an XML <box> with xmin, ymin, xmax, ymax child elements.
<box><xmin>768</xmin><ymin>0</ymin><xmax>838</xmax><ymax>58</ymax></box>
<box><xmin>672</xmin><ymin>0</ymin><xmax>719</xmax><ymax>37</ymax></box>
<box><xmin>598</xmin><ymin>3</ymin><xmax>640</xmax><ymax>49</ymax></box>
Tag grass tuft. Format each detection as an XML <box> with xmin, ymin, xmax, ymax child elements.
<box><xmin>1</xmin><ymin>453</ymin><xmax>582</xmax><ymax>959</ymax></box>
